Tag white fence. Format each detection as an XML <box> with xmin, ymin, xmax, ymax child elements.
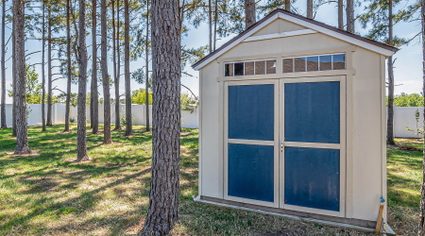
<box><xmin>1</xmin><ymin>103</ymin><xmax>199</xmax><ymax>129</ymax></box>
<box><xmin>394</xmin><ymin>107</ymin><xmax>423</xmax><ymax>138</ymax></box>
<box><xmin>1</xmin><ymin>104</ymin><xmax>424</xmax><ymax>138</ymax></box>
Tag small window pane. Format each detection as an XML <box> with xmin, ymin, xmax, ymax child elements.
<box><xmin>306</xmin><ymin>56</ymin><xmax>319</xmax><ymax>71</ymax></box>
<box><xmin>234</xmin><ymin>62</ymin><xmax>244</xmax><ymax>76</ymax></box>
<box><xmin>245</xmin><ymin>62</ymin><xmax>255</xmax><ymax>75</ymax></box>
<box><xmin>333</xmin><ymin>54</ymin><xmax>346</xmax><ymax>70</ymax></box>
<box><xmin>283</xmin><ymin>59</ymin><xmax>294</xmax><ymax>73</ymax></box>
<box><xmin>225</xmin><ymin>63</ymin><xmax>233</xmax><ymax>76</ymax></box>
<box><xmin>255</xmin><ymin>61</ymin><xmax>265</xmax><ymax>75</ymax></box>
<box><xmin>319</xmin><ymin>55</ymin><xmax>332</xmax><ymax>71</ymax></box>
<box><xmin>294</xmin><ymin>57</ymin><xmax>306</xmax><ymax>72</ymax></box>
<box><xmin>266</xmin><ymin>60</ymin><xmax>277</xmax><ymax>74</ymax></box>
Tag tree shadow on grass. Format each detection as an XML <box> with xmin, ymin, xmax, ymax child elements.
<box><xmin>1</xmin><ymin>168</ymin><xmax>151</xmax><ymax>233</ymax></box>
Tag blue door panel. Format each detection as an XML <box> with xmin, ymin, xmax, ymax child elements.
<box><xmin>284</xmin><ymin>147</ymin><xmax>340</xmax><ymax>211</ymax></box>
<box><xmin>228</xmin><ymin>84</ymin><xmax>274</xmax><ymax>141</ymax></box>
<box><xmin>228</xmin><ymin>144</ymin><xmax>274</xmax><ymax>202</ymax></box>
<box><xmin>284</xmin><ymin>82</ymin><xmax>340</xmax><ymax>143</ymax></box>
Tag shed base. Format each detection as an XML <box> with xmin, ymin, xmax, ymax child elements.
<box><xmin>194</xmin><ymin>195</ymin><xmax>395</xmax><ymax>235</ymax></box>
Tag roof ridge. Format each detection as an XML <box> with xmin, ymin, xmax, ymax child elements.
<box><xmin>192</xmin><ymin>9</ymin><xmax>397</xmax><ymax>70</ymax></box>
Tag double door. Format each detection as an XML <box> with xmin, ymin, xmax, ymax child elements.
<box><xmin>224</xmin><ymin>76</ymin><xmax>345</xmax><ymax>216</ymax></box>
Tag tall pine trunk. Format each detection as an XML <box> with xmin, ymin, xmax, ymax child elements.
<box><xmin>91</xmin><ymin>0</ymin><xmax>99</xmax><ymax>134</ymax></box>
<box><xmin>124</xmin><ymin>0</ymin><xmax>132</xmax><ymax>136</ymax></box>
<box><xmin>306</xmin><ymin>0</ymin><xmax>313</xmax><ymax>19</ymax></box>
<box><xmin>116</xmin><ymin>0</ymin><xmax>121</xmax><ymax>128</ymax></box>
<box><xmin>208</xmin><ymin>0</ymin><xmax>212</xmax><ymax>52</ymax></box>
<box><xmin>76</xmin><ymin>0</ymin><xmax>89</xmax><ymax>161</ymax></box>
<box><xmin>14</xmin><ymin>0</ymin><xmax>30</xmax><ymax>154</ymax></box>
<box><xmin>41</xmin><ymin>0</ymin><xmax>46</xmax><ymax>131</ymax></box>
<box><xmin>387</xmin><ymin>0</ymin><xmax>395</xmax><ymax>145</ymax></box>
<box><xmin>64</xmin><ymin>0</ymin><xmax>72</xmax><ymax>132</ymax></box>
<box><xmin>244</xmin><ymin>0</ymin><xmax>255</xmax><ymax>29</ymax></box>
<box><xmin>101</xmin><ymin>0</ymin><xmax>112</xmax><ymax>144</ymax></box>
<box><xmin>144</xmin><ymin>0</ymin><xmax>150</xmax><ymax>132</ymax></box>
<box><xmin>284</xmin><ymin>0</ymin><xmax>290</xmax><ymax>11</ymax></box>
<box><xmin>140</xmin><ymin>0</ymin><xmax>181</xmax><ymax>234</ymax></box>
<box><xmin>346</xmin><ymin>0</ymin><xmax>354</xmax><ymax>33</ymax></box>
<box><xmin>0</xmin><ymin>0</ymin><xmax>6</xmax><ymax>129</ymax></box>
<box><xmin>213</xmin><ymin>0</ymin><xmax>217</xmax><ymax>50</ymax></box>
<box><xmin>419</xmin><ymin>0</ymin><xmax>425</xmax><ymax>234</ymax></box>
<box><xmin>47</xmin><ymin>7</ymin><xmax>53</xmax><ymax>126</ymax></box>
<box><xmin>113</xmin><ymin>0</ymin><xmax>121</xmax><ymax>130</ymax></box>
<box><xmin>12</xmin><ymin>15</ymin><xmax>16</xmax><ymax>136</ymax></box>
<box><xmin>338</xmin><ymin>0</ymin><xmax>343</xmax><ymax>29</ymax></box>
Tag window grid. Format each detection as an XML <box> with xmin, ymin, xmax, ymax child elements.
<box><xmin>224</xmin><ymin>59</ymin><xmax>277</xmax><ymax>77</ymax></box>
<box><xmin>282</xmin><ymin>53</ymin><xmax>346</xmax><ymax>73</ymax></box>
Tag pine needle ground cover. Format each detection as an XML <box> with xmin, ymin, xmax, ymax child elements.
<box><xmin>0</xmin><ymin>125</ymin><xmax>420</xmax><ymax>235</ymax></box>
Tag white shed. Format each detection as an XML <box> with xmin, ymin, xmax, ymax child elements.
<box><xmin>192</xmin><ymin>9</ymin><xmax>397</xmax><ymax>232</ymax></box>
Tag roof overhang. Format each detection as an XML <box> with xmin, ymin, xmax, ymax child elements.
<box><xmin>192</xmin><ymin>9</ymin><xmax>397</xmax><ymax>71</ymax></box>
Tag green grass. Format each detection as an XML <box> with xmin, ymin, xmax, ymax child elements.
<box><xmin>0</xmin><ymin>125</ymin><xmax>421</xmax><ymax>235</ymax></box>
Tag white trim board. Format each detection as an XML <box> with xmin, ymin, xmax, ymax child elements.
<box><xmin>193</xmin><ymin>11</ymin><xmax>395</xmax><ymax>71</ymax></box>
<box><xmin>243</xmin><ymin>29</ymin><xmax>316</xmax><ymax>42</ymax></box>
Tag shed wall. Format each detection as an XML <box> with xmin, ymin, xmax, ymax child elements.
<box><xmin>199</xmin><ymin>19</ymin><xmax>385</xmax><ymax>222</ymax></box>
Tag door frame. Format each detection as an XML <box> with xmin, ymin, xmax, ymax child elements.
<box><xmin>223</xmin><ymin>79</ymin><xmax>280</xmax><ymax>208</ymax></box>
<box><xmin>278</xmin><ymin>76</ymin><xmax>346</xmax><ymax>217</ymax></box>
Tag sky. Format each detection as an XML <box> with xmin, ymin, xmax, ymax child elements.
<box><xmin>1</xmin><ymin>0</ymin><xmax>423</xmax><ymax>104</ymax></box>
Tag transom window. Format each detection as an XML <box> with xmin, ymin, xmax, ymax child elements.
<box><xmin>225</xmin><ymin>60</ymin><xmax>277</xmax><ymax>77</ymax></box>
<box><xmin>282</xmin><ymin>53</ymin><xmax>346</xmax><ymax>73</ymax></box>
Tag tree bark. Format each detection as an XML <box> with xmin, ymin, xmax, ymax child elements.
<box><xmin>338</xmin><ymin>0</ymin><xmax>343</xmax><ymax>29</ymax></box>
<box><xmin>387</xmin><ymin>0</ymin><xmax>395</xmax><ymax>145</ymax></box>
<box><xmin>244</xmin><ymin>0</ymin><xmax>255</xmax><ymax>29</ymax></box>
<box><xmin>113</xmin><ymin>0</ymin><xmax>121</xmax><ymax>130</ymax></box>
<box><xmin>284</xmin><ymin>0</ymin><xmax>291</xmax><ymax>11</ymax></box>
<box><xmin>208</xmin><ymin>0</ymin><xmax>212</xmax><ymax>52</ymax></box>
<box><xmin>91</xmin><ymin>0</ymin><xmax>99</xmax><ymax>134</ymax></box>
<box><xmin>306</xmin><ymin>0</ymin><xmax>313</xmax><ymax>19</ymax></box>
<box><xmin>213</xmin><ymin>0</ymin><xmax>217</xmax><ymax>50</ymax></box>
<box><xmin>64</xmin><ymin>0</ymin><xmax>72</xmax><ymax>132</ymax></box>
<box><xmin>419</xmin><ymin>0</ymin><xmax>425</xmax><ymax>234</ymax></box>
<box><xmin>116</xmin><ymin>0</ymin><xmax>121</xmax><ymax>130</ymax></box>
<box><xmin>124</xmin><ymin>0</ymin><xmax>132</xmax><ymax>136</ymax></box>
<box><xmin>101</xmin><ymin>0</ymin><xmax>112</xmax><ymax>144</ymax></box>
<box><xmin>346</xmin><ymin>0</ymin><xmax>354</xmax><ymax>33</ymax></box>
<box><xmin>140</xmin><ymin>0</ymin><xmax>181</xmax><ymax>234</ymax></box>
<box><xmin>41</xmin><ymin>0</ymin><xmax>46</xmax><ymax>131</ymax></box>
<box><xmin>14</xmin><ymin>0</ymin><xmax>30</xmax><ymax>154</ymax></box>
<box><xmin>76</xmin><ymin>0</ymin><xmax>89</xmax><ymax>161</ymax></box>
<box><xmin>12</xmin><ymin>13</ymin><xmax>16</xmax><ymax>137</ymax></box>
<box><xmin>0</xmin><ymin>0</ymin><xmax>7</xmax><ymax>129</ymax></box>
<box><xmin>145</xmin><ymin>0</ymin><xmax>150</xmax><ymax>132</ymax></box>
<box><xmin>47</xmin><ymin>6</ymin><xmax>53</xmax><ymax>126</ymax></box>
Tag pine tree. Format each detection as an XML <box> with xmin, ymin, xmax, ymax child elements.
<box><xmin>101</xmin><ymin>0</ymin><xmax>112</xmax><ymax>144</ymax></box>
<box><xmin>76</xmin><ymin>0</ymin><xmax>89</xmax><ymax>161</ymax></box>
<box><xmin>140</xmin><ymin>0</ymin><xmax>181</xmax><ymax>234</ymax></box>
<box><xmin>14</xmin><ymin>0</ymin><xmax>30</xmax><ymax>154</ymax></box>
<box><xmin>91</xmin><ymin>0</ymin><xmax>99</xmax><ymax>134</ymax></box>
<box><xmin>244</xmin><ymin>0</ymin><xmax>256</xmax><ymax>29</ymax></box>
<box><xmin>0</xmin><ymin>0</ymin><xmax>6</xmax><ymax>129</ymax></box>
<box><xmin>63</xmin><ymin>0</ymin><xmax>72</xmax><ymax>132</ymax></box>
<box><xmin>124</xmin><ymin>0</ymin><xmax>132</xmax><ymax>136</ymax></box>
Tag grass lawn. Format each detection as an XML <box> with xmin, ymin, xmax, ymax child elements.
<box><xmin>0</xmin><ymin>125</ymin><xmax>421</xmax><ymax>235</ymax></box>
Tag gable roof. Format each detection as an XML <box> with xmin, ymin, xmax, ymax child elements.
<box><xmin>192</xmin><ymin>9</ymin><xmax>397</xmax><ymax>70</ymax></box>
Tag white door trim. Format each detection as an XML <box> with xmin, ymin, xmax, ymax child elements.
<box><xmin>279</xmin><ymin>76</ymin><xmax>346</xmax><ymax>218</ymax></box>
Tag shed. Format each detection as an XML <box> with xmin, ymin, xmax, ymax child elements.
<box><xmin>192</xmin><ymin>9</ymin><xmax>397</xmax><ymax>232</ymax></box>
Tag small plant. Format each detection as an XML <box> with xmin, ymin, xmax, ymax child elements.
<box><xmin>70</xmin><ymin>117</ymin><xmax>76</xmax><ymax>123</ymax></box>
